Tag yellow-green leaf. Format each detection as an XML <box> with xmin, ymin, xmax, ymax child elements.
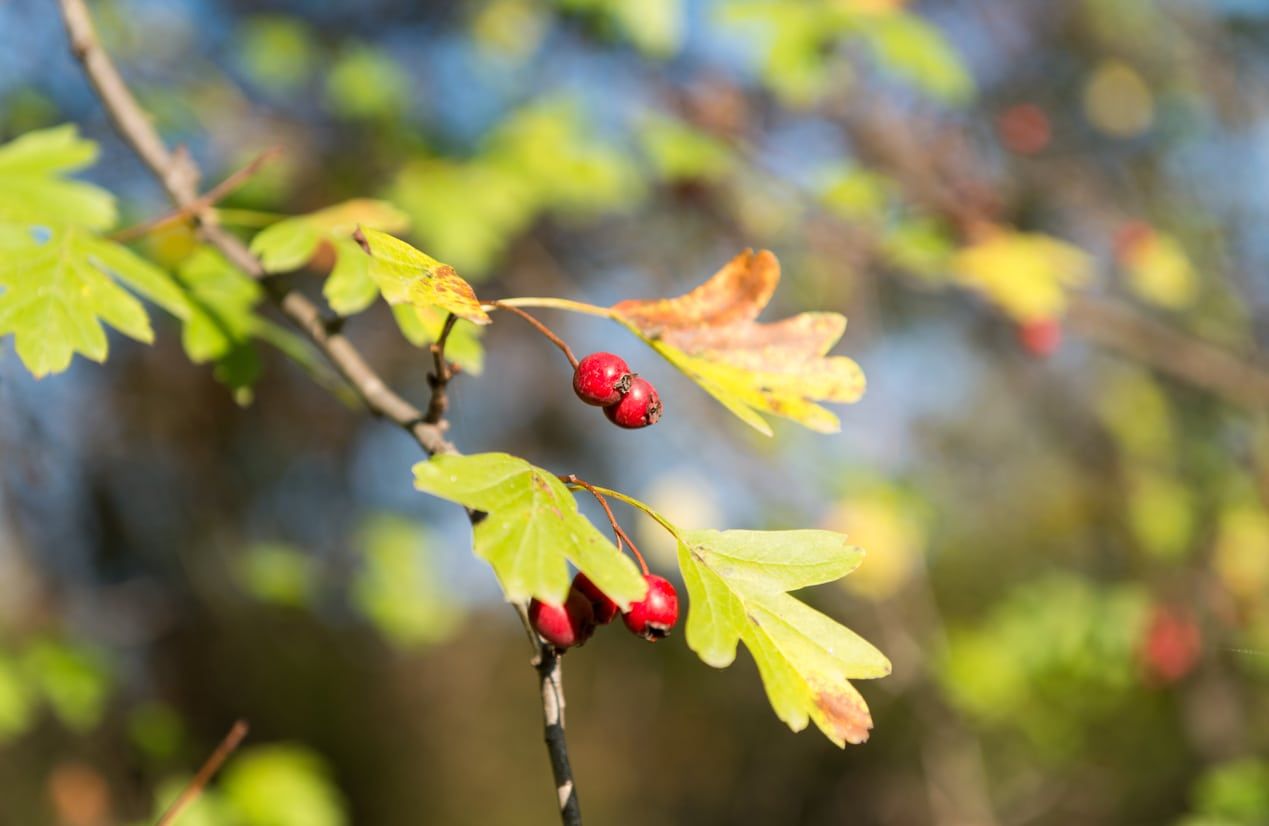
<box><xmin>355</xmin><ymin>229</ymin><xmax>490</xmax><ymax>325</ymax></box>
<box><xmin>0</xmin><ymin>225</ymin><xmax>190</xmax><ymax>377</ymax></box>
<box><xmin>249</xmin><ymin>198</ymin><xmax>409</xmax><ymax>315</ymax></box>
<box><xmin>676</xmin><ymin>527</ymin><xmax>889</xmax><ymax>746</ymax></box>
<box><xmin>412</xmin><ymin>453</ymin><xmax>645</xmax><ymax>605</ymax></box>
<box><xmin>0</xmin><ymin>125</ymin><xmax>117</xmax><ymax>231</ymax></box>
<box><xmin>391</xmin><ymin>303</ymin><xmax>485</xmax><ymax>375</ymax></box>
<box><xmin>952</xmin><ymin>226</ymin><xmax>1092</xmax><ymax>322</ymax></box>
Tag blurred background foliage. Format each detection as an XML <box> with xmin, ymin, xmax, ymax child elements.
<box><xmin>2</xmin><ymin>0</ymin><xmax>1269</xmax><ymax>823</ymax></box>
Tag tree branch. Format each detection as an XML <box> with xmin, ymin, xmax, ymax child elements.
<box><xmin>537</xmin><ymin>645</ymin><xmax>583</xmax><ymax>826</ymax></box>
<box><xmin>57</xmin><ymin>1</ymin><xmax>581</xmax><ymax>821</ymax></box>
<box><xmin>1067</xmin><ymin>294</ymin><xmax>1269</xmax><ymax>408</ymax></box>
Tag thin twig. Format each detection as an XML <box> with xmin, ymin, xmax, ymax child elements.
<box><xmin>488</xmin><ymin>301</ymin><xmax>579</xmax><ymax>368</ymax></box>
<box><xmin>155</xmin><ymin>719</ymin><xmax>249</xmax><ymax>826</ymax></box>
<box><xmin>56</xmin><ymin>3</ymin><xmax>583</xmax><ymax>823</ymax></box>
<box><xmin>110</xmin><ymin>146</ymin><xmax>282</xmax><ymax>242</ymax></box>
<box><xmin>424</xmin><ymin>313</ymin><xmax>459</xmax><ymax>425</ymax></box>
<box><xmin>563</xmin><ymin>475</ymin><xmax>650</xmax><ymax>575</ymax></box>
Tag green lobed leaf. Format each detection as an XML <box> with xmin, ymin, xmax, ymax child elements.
<box><xmin>177</xmin><ymin>246</ymin><xmax>263</xmax><ymax>363</ymax></box>
<box><xmin>355</xmin><ymin>229</ymin><xmax>491</xmax><ymax>325</ymax></box>
<box><xmin>676</xmin><ymin>527</ymin><xmax>889</xmax><ymax>746</ymax></box>
<box><xmin>0</xmin><ymin>225</ymin><xmax>190</xmax><ymax>377</ymax></box>
<box><xmin>862</xmin><ymin>13</ymin><xmax>974</xmax><ymax>106</ymax></box>
<box><xmin>412</xmin><ymin>453</ymin><xmax>646</xmax><ymax>606</ymax></box>
<box><xmin>0</xmin><ymin>125</ymin><xmax>117</xmax><ymax>231</ymax></box>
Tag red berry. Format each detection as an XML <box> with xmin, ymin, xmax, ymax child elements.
<box><xmin>530</xmin><ymin>589</ymin><xmax>596</xmax><ymax>649</ymax></box>
<box><xmin>573</xmin><ymin>352</ymin><xmax>633</xmax><ymax>406</ymax></box>
<box><xmin>622</xmin><ymin>574</ymin><xmax>678</xmax><ymax>641</ymax></box>
<box><xmin>1017</xmin><ymin>318</ymin><xmax>1062</xmax><ymax>358</ymax></box>
<box><xmin>572</xmin><ymin>573</ymin><xmax>619</xmax><ymax>625</ymax></box>
<box><xmin>603</xmin><ymin>377</ymin><xmax>661</xmax><ymax>429</ymax></box>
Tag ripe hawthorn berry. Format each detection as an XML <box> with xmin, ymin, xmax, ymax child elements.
<box><xmin>604</xmin><ymin>377</ymin><xmax>662</xmax><ymax>429</ymax></box>
<box><xmin>571</xmin><ymin>572</ymin><xmax>619</xmax><ymax>625</ymax></box>
<box><xmin>622</xmin><ymin>574</ymin><xmax>679</xmax><ymax>641</ymax></box>
<box><xmin>573</xmin><ymin>352</ymin><xmax>633</xmax><ymax>406</ymax></box>
<box><xmin>530</xmin><ymin>589</ymin><xmax>596</xmax><ymax>649</ymax></box>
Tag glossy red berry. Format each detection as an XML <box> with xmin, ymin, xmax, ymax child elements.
<box><xmin>571</xmin><ymin>573</ymin><xmax>619</xmax><ymax>625</ymax></box>
<box><xmin>1018</xmin><ymin>317</ymin><xmax>1062</xmax><ymax>358</ymax></box>
<box><xmin>573</xmin><ymin>352</ymin><xmax>633</xmax><ymax>406</ymax></box>
<box><xmin>622</xmin><ymin>574</ymin><xmax>679</xmax><ymax>641</ymax></box>
<box><xmin>603</xmin><ymin>377</ymin><xmax>662</xmax><ymax>429</ymax></box>
<box><xmin>530</xmin><ymin>589</ymin><xmax>596</xmax><ymax>649</ymax></box>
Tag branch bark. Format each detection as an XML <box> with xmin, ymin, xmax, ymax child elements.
<box><xmin>56</xmin><ymin>1</ymin><xmax>581</xmax><ymax>821</ymax></box>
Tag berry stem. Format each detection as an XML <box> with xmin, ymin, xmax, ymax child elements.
<box><xmin>562</xmin><ymin>475</ymin><xmax>651</xmax><ymax>575</ymax></box>
<box><xmin>492</xmin><ymin>296</ymin><xmax>613</xmax><ymax>318</ymax></box>
<box><xmin>579</xmin><ymin>484</ymin><xmax>684</xmax><ymax>545</ymax></box>
<box><xmin>488</xmin><ymin>301</ymin><xmax>579</xmax><ymax>369</ymax></box>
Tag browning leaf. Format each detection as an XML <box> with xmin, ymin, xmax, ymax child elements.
<box><xmin>611</xmin><ymin>250</ymin><xmax>865</xmax><ymax>435</ymax></box>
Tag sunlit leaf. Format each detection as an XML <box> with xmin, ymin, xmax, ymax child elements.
<box><xmin>1116</xmin><ymin>223</ymin><xmax>1199</xmax><ymax>310</ymax></box>
<box><xmin>0</xmin><ymin>125</ymin><xmax>117</xmax><ymax>231</ymax></box>
<box><xmin>22</xmin><ymin>640</ymin><xmax>112</xmax><ymax>733</ymax></box>
<box><xmin>862</xmin><ymin>12</ymin><xmax>974</xmax><ymax>104</ymax></box>
<box><xmin>640</xmin><ymin>116</ymin><xmax>735</xmax><ymax>183</ymax></box>
<box><xmin>324</xmin><ymin>44</ymin><xmax>407</xmax><ymax>121</ymax></box>
<box><xmin>1187</xmin><ymin>758</ymin><xmax>1269</xmax><ymax>825</ymax></box>
<box><xmin>822</xmin><ymin>488</ymin><xmax>925</xmax><ymax>601</ymax></box>
<box><xmin>0</xmin><ymin>224</ymin><xmax>190</xmax><ymax>377</ymax></box>
<box><xmin>938</xmin><ymin>576</ymin><xmax>1148</xmax><ymax>751</ymax></box>
<box><xmin>676</xmin><ymin>528</ymin><xmax>890</xmax><ymax>746</ymax></box>
<box><xmin>611</xmin><ymin>249</ymin><xmax>865</xmax><ymax>435</ymax></box>
<box><xmin>236</xmin><ymin>542</ymin><xmax>317</xmax><ymax>608</ymax></box>
<box><xmin>952</xmin><ymin>226</ymin><xmax>1092</xmax><ymax>322</ymax></box>
<box><xmin>177</xmin><ymin>247</ymin><xmax>263</xmax><ymax>363</ymax></box>
<box><xmin>148</xmin><ymin>777</ymin><xmax>230</xmax><ymax>826</ymax></box>
<box><xmin>390</xmin><ymin>304</ymin><xmax>485</xmax><ymax>375</ymax></box>
<box><xmin>1125</xmin><ymin>467</ymin><xmax>1193</xmax><ymax>560</ymax></box>
<box><xmin>1213</xmin><ymin>504</ymin><xmax>1269</xmax><ymax>603</ymax></box>
<box><xmin>249</xmin><ymin>200</ymin><xmax>409</xmax><ymax>314</ymax></box>
<box><xmin>412</xmin><ymin>453</ymin><xmax>646</xmax><ymax>606</ymax></box>
<box><xmin>389</xmin><ymin>100</ymin><xmax>641</xmax><ymax>275</ymax></box>
<box><xmin>127</xmin><ymin>702</ymin><xmax>185</xmax><ymax>760</ymax></box>
<box><xmin>819</xmin><ymin>167</ymin><xmax>894</xmax><ymax>222</ymax></box>
<box><xmin>222</xmin><ymin>745</ymin><xmax>347</xmax><ymax>826</ymax></box>
<box><xmin>354</xmin><ymin>229</ymin><xmax>490</xmax><ymax>325</ymax></box>
<box><xmin>237</xmin><ymin>16</ymin><xmax>316</xmax><ymax>92</ymax></box>
<box><xmin>351</xmin><ymin>515</ymin><xmax>464</xmax><ymax>647</ymax></box>
<box><xmin>0</xmin><ymin>653</ymin><xmax>35</xmax><ymax>742</ymax></box>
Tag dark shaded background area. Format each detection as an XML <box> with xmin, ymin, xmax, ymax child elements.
<box><xmin>3</xmin><ymin>0</ymin><xmax>1269</xmax><ymax>824</ymax></box>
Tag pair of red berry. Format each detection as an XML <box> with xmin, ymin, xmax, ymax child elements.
<box><xmin>529</xmin><ymin>572</ymin><xmax>679</xmax><ymax>650</ymax></box>
<box><xmin>573</xmin><ymin>352</ymin><xmax>662</xmax><ymax>429</ymax></box>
